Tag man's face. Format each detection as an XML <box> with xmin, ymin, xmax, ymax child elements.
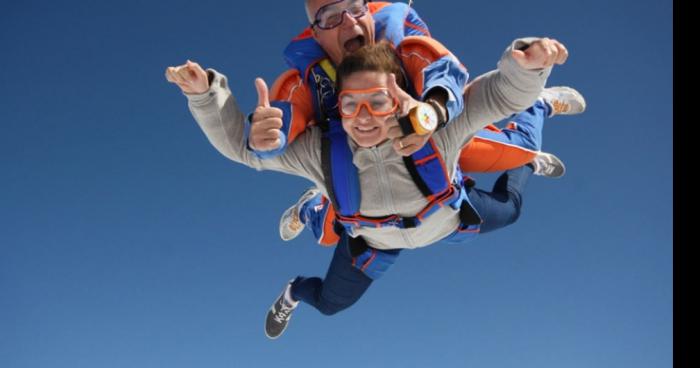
<box><xmin>307</xmin><ymin>0</ymin><xmax>375</xmax><ymax>65</ymax></box>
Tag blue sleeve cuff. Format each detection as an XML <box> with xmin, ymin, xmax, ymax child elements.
<box><xmin>245</xmin><ymin>101</ymin><xmax>292</xmax><ymax>159</ymax></box>
<box><xmin>421</xmin><ymin>55</ymin><xmax>469</xmax><ymax>124</ymax></box>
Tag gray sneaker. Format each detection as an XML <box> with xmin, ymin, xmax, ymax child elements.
<box><xmin>531</xmin><ymin>152</ymin><xmax>566</xmax><ymax>178</ymax></box>
<box><xmin>279</xmin><ymin>188</ymin><xmax>320</xmax><ymax>241</ymax></box>
<box><xmin>265</xmin><ymin>279</ymin><xmax>299</xmax><ymax>339</ymax></box>
<box><xmin>539</xmin><ymin>86</ymin><xmax>587</xmax><ymax>117</ymax></box>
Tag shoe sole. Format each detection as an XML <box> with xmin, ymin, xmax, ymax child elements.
<box><xmin>549</xmin><ymin>86</ymin><xmax>587</xmax><ymax>115</ymax></box>
<box><xmin>278</xmin><ymin>189</ymin><xmax>319</xmax><ymax>241</ymax></box>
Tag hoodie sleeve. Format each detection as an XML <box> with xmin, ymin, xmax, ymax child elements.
<box><xmin>184</xmin><ymin>69</ymin><xmax>324</xmax><ymax>182</ymax></box>
<box><xmin>436</xmin><ymin>37</ymin><xmax>552</xmax><ymax>157</ymax></box>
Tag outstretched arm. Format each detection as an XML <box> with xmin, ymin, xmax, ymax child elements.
<box><xmin>439</xmin><ymin>37</ymin><xmax>568</xmax><ymax>153</ymax></box>
<box><xmin>165</xmin><ymin>62</ymin><xmax>323</xmax><ymax>181</ymax></box>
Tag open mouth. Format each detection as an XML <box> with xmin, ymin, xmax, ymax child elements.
<box><xmin>343</xmin><ymin>35</ymin><xmax>366</xmax><ymax>54</ymax></box>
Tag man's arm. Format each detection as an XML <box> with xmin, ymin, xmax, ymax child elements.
<box><xmin>384</xmin><ymin>36</ymin><xmax>468</xmax><ymax>156</ymax></box>
<box><xmin>398</xmin><ymin>36</ymin><xmax>468</xmax><ymax>126</ymax></box>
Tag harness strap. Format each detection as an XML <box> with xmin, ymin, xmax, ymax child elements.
<box><xmin>309</xmin><ymin>61</ymin><xmax>338</xmax><ymax>125</ymax></box>
<box><xmin>321</xmin><ymin>122</ymin><xmax>361</xmax><ymax>217</ymax></box>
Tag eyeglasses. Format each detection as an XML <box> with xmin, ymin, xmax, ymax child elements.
<box><xmin>338</xmin><ymin>87</ymin><xmax>399</xmax><ymax>118</ymax></box>
<box><xmin>311</xmin><ymin>0</ymin><xmax>369</xmax><ymax>30</ymax></box>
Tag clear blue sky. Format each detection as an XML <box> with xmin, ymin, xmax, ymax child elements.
<box><xmin>1</xmin><ymin>1</ymin><xmax>672</xmax><ymax>367</ymax></box>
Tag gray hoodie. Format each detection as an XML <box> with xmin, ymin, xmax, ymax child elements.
<box><xmin>185</xmin><ymin>38</ymin><xmax>551</xmax><ymax>250</ymax></box>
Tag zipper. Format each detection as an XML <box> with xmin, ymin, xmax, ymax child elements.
<box><xmin>369</xmin><ymin>146</ymin><xmax>414</xmax><ymax>247</ymax></box>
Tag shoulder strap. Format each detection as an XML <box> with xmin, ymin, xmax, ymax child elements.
<box><xmin>321</xmin><ymin>121</ymin><xmax>361</xmax><ymax>216</ymax></box>
<box><xmin>322</xmin><ymin>129</ymin><xmax>451</xmax><ymax>215</ymax></box>
<box><xmin>308</xmin><ymin>61</ymin><xmax>339</xmax><ymax>125</ymax></box>
<box><xmin>322</xmin><ymin>129</ymin><xmax>482</xmax><ymax>230</ymax></box>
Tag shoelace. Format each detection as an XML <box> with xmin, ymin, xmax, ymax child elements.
<box><xmin>534</xmin><ymin>156</ymin><xmax>556</xmax><ymax>175</ymax></box>
<box><xmin>273</xmin><ymin>302</ymin><xmax>295</xmax><ymax>324</ymax></box>
<box><xmin>541</xmin><ymin>164</ymin><xmax>556</xmax><ymax>175</ymax></box>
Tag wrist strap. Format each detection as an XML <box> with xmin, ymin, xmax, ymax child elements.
<box><xmin>398</xmin><ymin>112</ymin><xmax>416</xmax><ymax>136</ymax></box>
<box><xmin>426</xmin><ymin>99</ymin><xmax>447</xmax><ymax>128</ymax></box>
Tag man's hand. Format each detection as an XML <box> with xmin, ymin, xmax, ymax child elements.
<box><xmin>165</xmin><ymin>60</ymin><xmax>209</xmax><ymax>94</ymax></box>
<box><xmin>385</xmin><ymin>73</ymin><xmax>434</xmax><ymax>156</ymax></box>
<box><xmin>249</xmin><ymin>78</ymin><xmax>284</xmax><ymax>152</ymax></box>
<box><xmin>512</xmin><ymin>38</ymin><xmax>569</xmax><ymax>70</ymax></box>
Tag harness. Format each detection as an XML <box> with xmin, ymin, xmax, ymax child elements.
<box><xmin>320</xmin><ymin>120</ymin><xmax>482</xmax><ymax>238</ymax></box>
<box><xmin>308</xmin><ymin>60</ymin><xmax>339</xmax><ymax>125</ymax></box>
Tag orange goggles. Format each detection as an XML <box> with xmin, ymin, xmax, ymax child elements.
<box><xmin>338</xmin><ymin>87</ymin><xmax>399</xmax><ymax>118</ymax></box>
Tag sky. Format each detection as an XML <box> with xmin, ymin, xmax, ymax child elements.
<box><xmin>0</xmin><ymin>1</ymin><xmax>673</xmax><ymax>367</ymax></box>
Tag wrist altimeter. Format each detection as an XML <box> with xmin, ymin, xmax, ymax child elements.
<box><xmin>398</xmin><ymin>103</ymin><xmax>439</xmax><ymax>136</ymax></box>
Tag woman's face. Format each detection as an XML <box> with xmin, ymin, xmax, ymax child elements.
<box><xmin>339</xmin><ymin>71</ymin><xmax>398</xmax><ymax>148</ymax></box>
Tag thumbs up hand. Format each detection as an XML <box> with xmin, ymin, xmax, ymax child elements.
<box><xmin>249</xmin><ymin>78</ymin><xmax>284</xmax><ymax>152</ymax></box>
<box><xmin>386</xmin><ymin>73</ymin><xmax>420</xmax><ymax>119</ymax></box>
<box><xmin>385</xmin><ymin>73</ymin><xmax>434</xmax><ymax>157</ymax></box>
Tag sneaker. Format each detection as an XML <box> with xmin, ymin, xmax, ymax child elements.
<box><xmin>279</xmin><ymin>188</ymin><xmax>320</xmax><ymax>241</ymax></box>
<box><xmin>265</xmin><ymin>279</ymin><xmax>299</xmax><ymax>339</ymax></box>
<box><xmin>531</xmin><ymin>152</ymin><xmax>566</xmax><ymax>178</ymax></box>
<box><xmin>539</xmin><ymin>86</ymin><xmax>586</xmax><ymax>117</ymax></box>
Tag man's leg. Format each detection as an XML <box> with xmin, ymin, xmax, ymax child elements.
<box><xmin>459</xmin><ymin>85</ymin><xmax>585</xmax><ymax>173</ymax></box>
<box><xmin>467</xmin><ymin>164</ymin><xmax>535</xmax><ymax>234</ymax></box>
<box><xmin>299</xmin><ymin>196</ymin><xmax>340</xmax><ymax>246</ymax></box>
<box><xmin>279</xmin><ymin>189</ymin><xmax>340</xmax><ymax>245</ymax></box>
<box><xmin>458</xmin><ymin>100</ymin><xmax>550</xmax><ymax>172</ymax></box>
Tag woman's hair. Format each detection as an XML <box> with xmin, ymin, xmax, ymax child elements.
<box><xmin>336</xmin><ymin>41</ymin><xmax>407</xmax><ymax>91</ymax></box>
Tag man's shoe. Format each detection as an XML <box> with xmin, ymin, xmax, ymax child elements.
<box><xmin>279</xmin><ymin>188</ymin><xmax>320</xmax><ymax>241</ymax></box>
<box><xmin>531</xmin><ymin>152</ymin><xmax>566</xmax><ymax>178</ymax></box>
<box><xmin>539</xmin><ymin>86</ymin><xmax>587</xmax><ymax>117</ymax></box>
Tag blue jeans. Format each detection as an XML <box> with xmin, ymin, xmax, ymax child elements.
<box><xmin>290</xmin><ymin>165</ymin><xmax>534</xmax><ymax>316</ymax></box>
